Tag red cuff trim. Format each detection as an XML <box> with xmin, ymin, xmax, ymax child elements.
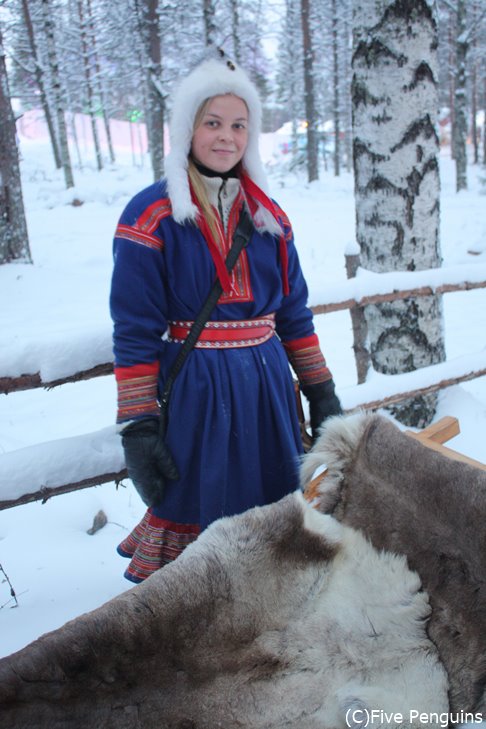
<box><xmin>282</xmin><ymin>335</ymin><xmax>332</xmax><ymax>386</ymax></box>
<box><xmin>282</xmin><ymin>334</ymin><xmax>319</xmax><ymax>352</ymax></box>
<box><xmin>116</xmin><ymin>370</ymin><xmax>159</xmax><ymax>423</ymax></box>
<box><xmin>115</xmin><ymin>362</ymin><xmax>160</xmax><ymax>382</ymax></box>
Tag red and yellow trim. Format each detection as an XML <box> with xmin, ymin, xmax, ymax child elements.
<box><xmin>117</xmin><ymin>510</ymin><xmax>201</xmax><ymax>583</ymax></box>
<box><xmin>115</xmin><ymin>362</ymin><xmax>160</xmax><ymax>423</ymax></box>
<box><xmin>115</xmin><ymin>198</ymin><xmax>172</xmax><ymax>252</ymax></box>
<box><xmin>282</xmin><ymin>334</ymin><xmax>332</xmax><ymax>386</ymax></box>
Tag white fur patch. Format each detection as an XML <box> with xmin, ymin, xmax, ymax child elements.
<box><xmin>173</xmin><ymin>491</ymin><xmax>449</xmax><ymax>726</ymax></box>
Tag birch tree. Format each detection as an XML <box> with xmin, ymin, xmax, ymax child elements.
<box><xmin>19</xmin><ymin>0</ymin><xmax>61</xmax><ymax>169</ymax></box>
<box><xmin>0</xmin><ymin>25</ymin><xmax>31</xmax><ymax>264</ymax></box>
<box><xmin>301</xmin><ymin>0</ymin><xmax>318</xmax><ymax>181</ymax></box>
<box><xmin>138</xmin><ymin>0</ymin><xmax>165</xmax><ymax>180</ymax></box>
<box><xmin>276</xmin><ymin>0</ymin><xmax>304</xmax><ymax>168</ymax></box>
<box><xmin>352</xmin><ymin>0</ymin><xmax>445</xmax><ymax>427</ymax></box>
<box><xmin>77</xmin><ymin>0</ymin><xmax>103</xmax><ymax>170</ymax></box>
<box><xmin>203</xmin><ymin>0</ymin><xmax>217</xmax><ymax>46</ymax></box>
<box><xmin>331</xmin><ymin>0</ymin><xmax>340</xmax><ymax>176</ymax></box>
<box><xmin>452</xmin><ymin>0</ymin><xmax>468</xmax><ymax>190</ymax></box>
<box><xmin>85</xmin><ymin>0</ymin><xmax>115</xmax><ymax>164</ymax></box>
<box><xmin>40</xmin><ymin>0</ymin><xmax>74</xmax><ymax>188</ymax></box>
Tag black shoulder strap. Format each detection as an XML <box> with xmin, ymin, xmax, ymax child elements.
<box><xmin>159</xmin><ymin>206</ymin><xmax>254</xmax><ymax>436</ymax></box>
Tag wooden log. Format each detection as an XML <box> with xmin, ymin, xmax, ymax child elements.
<box><xmin>345</xmin><ymin>252</ymin><xmax>370</xmax><ymax>384</ymax></box>
<box><xmin>1</xmin><ymin>278</ymin><xmax>484</xmax><ymax>395</ymax></box>
<box><xmin>347</xmin><ymin>366</ymin><xmax>486</xmax><ymax>413</ymax></box>
<box><xmin>0</xmin><ymin>362</ymin><xmax>113</xmax><ymax>394</ymax></box>
<box><xmin>310</xmin><ymin>278</ymin><xmax>486</xmax><ymax>316</ymax></box>
<box><xmin>0</xmin><ymin>469</ymin><xmax>128</xmax><ymax>511</ymax></box>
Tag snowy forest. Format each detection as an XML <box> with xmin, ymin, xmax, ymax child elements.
<box><xmin>0</xmin><ymin>0</ymin><xmax>485</xmax><ymax>658</ymax></box>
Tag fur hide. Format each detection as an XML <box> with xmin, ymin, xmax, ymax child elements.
<box><xmin>0</xmin><ymin>492</ymin><xmax>447</xmax><ymax>728</ymax></box>
<box><xmin>301</xmin><ymin>412</ymin><xmax>486</xmax><ymax>714</ymax></box>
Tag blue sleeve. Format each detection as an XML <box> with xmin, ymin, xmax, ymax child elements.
<box><xmin>275</xmin><ymin>223</ymin><xmax>316</xmax><ymax>342</ymax></box>
<box><xmin>109</xmin><ymin>191</ymin><xmax>168</xmax><ymax>368</ymax></box>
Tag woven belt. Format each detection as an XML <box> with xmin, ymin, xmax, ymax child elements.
<box><xmin>167</xmin><ymin>314</ymin><xmax>276</xmax><ymax>349</ymax></box>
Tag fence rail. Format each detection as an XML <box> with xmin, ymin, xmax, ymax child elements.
<box><xmin>1</xmin><ymin>264</ymin><xmax>485</xmax><ymax>510</ymax></box>
<box><xmin>2</xmin><ymin>267</ymin><xmax>485</xmax><ymax>394</ymax></box>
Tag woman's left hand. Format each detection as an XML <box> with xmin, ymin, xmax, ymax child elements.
<box><xmin>302</xmin><ymin>379</ymin><xmax>343</xmax><ymax>441</ymax></box>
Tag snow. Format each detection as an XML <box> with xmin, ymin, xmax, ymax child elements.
<box><xmin>0</xmin><ymin>129</ymin><xmax>485</xmax><ymax>667</ymax></box>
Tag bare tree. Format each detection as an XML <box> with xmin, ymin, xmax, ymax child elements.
<box><xmin>452</xmin><ymin>0</ymin><xmax>468</xmax><ymax>190</ymax></box>
<box><xmin>0</xmin><ymin>25</ymin><xmax>31</xmax><ymax>264</ymax></box>
<box><xmin>40</xmin><ymin>0</ymin><xmax>74</xmax><ymax>188</ymax></box>
<box><xmin>136</xmin><ymin>0</ymin><xmax>165</xmax><ymax>180</ymax></box>
<box><xmin>229</xmin><ymin>0</ymin><xmax>241</xmax><ymax>62</ymax></box>
<box><xmin>352</xmin><ymin>0</ymin><xmax>446</xmax><ymax>427</ymax></box>
<box><xmin>77</xmin><ymin>0</ymin><xmax>103</xmax><ymax>170</ymax></box>
<box><xmin>19</xmin><ymin>0</ymin><xmax>61</xmax><ymax>169</ymax></box>
<box><xmin>85</xmin><ymin>0</ymin><xmax>115</xmax><ymax>164</ymax></box>
<box><xmin>331</xmin><ymin>0</ymin><xmax>340</xmax><ymax>177</ymax></box>
<box><xmin>203</xmin><ymin>0</ymin><xmax>217</xmax><ymax>46</ymax></box>
<box><xmin>301</xmin><ymin>0</ymin><xmax>318</xmax><ymax>182</ymax></box>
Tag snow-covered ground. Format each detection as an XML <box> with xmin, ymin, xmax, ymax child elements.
<box><xmin>0</xmin><ymin>131</ymin><xmax>485</xmax><ymax>661</ymax></box>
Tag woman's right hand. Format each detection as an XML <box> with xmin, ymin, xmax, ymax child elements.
<box><xmin>121</xmin><ymin>418</ymin><xmax>179</xmax><ymax>507</ymax></box>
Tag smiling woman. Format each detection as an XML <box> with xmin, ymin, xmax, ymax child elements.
<box><xmin>191</xmin><ymin>95</ymin><xmax>249</xmax><ymax>174</ymax></box>
<box><xmin>109</xmin><ymin>50</ymin><xmax>342</xmax><ymax>584</ymax></box>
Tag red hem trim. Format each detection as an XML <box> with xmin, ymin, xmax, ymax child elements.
<box><xmin>146</xmin><ymin>512</ymin><xmax>200</xmax><ymax>533</ymax></box>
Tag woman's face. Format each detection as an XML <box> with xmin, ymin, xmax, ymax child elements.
<box><xmin>191</xmin><ymin>94</ymin><xmax>249</xmax><ymax>174</ymax></box>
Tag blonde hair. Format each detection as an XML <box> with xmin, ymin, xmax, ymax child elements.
<box><xmin>188</xmin><ymin>96</ymin><xmax>247</xmax><ymax>242</ymax></box>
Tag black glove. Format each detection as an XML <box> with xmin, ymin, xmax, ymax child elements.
<box><xmin>301</xmin><ymin>379</ymin><xmax>342</xmax><ymax>441</ymax></box>
<box><xmin>121</xmin><ymin>418</ymin><xmax>179</xmax><ymax>507</ymax></box>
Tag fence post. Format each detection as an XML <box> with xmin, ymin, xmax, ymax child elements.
<box><xmin>345</xmin><ymin>251</ymin><xmax>370</xmax><ymax>384</ymax></box>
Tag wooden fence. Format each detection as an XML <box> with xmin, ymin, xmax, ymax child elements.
<box><xmin>1</xmin><ymin>263</ymin><xmax>485</xmax><ymax>511</ymax></box>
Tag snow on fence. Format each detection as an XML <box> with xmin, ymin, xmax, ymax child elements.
<box><xmin>1</xmin><ymin>262</ymin><xmax>485</xmax><ymax>511</ymax></box>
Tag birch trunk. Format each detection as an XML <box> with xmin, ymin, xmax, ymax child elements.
<box><xmin>86</xmin><ymin>0</ymin><xmax>115</xmax><ymax>164</ymax></box>
<box><xmin>483</xmin><ymin>75</ymin><xmax>486</xmax><ymax>166</ymax></box>
<box><xmin>141</xmin><ymin>0</ymin><xmax>165</xmax><ymax>180</ymax></box>
<box><xmin>78</xmin><ymin>0</ymin><xmax>103</xmax><ymax>171</ymax></box>
<box><xmin>20</xmin><ymin>0</ymin><xmax>61</xmax><ymax>170</ymax></box>
<box><xmin>352</xmin><ymin>0</ymin><xmax>445</xmax><ymax>427</ymax></box>
<box><xmin>203</xmin><ymin>0</ymin><xmax>217</xmax><ymax>47</ymax></box>
<box><xmin>301</xmin><ymin>0</ymin><xmax>319</xmax><ymax>182</ymax></box>
<box><xmin>332</xmin><ymin>0</ymin><xmax>340</xmax><ymax>177</ymax></box>
<box><xmin>0</xmin><ymin>29</ymin><xmax>31</xmax><ymax>264</ymax></box>
<box><xmin>229</xmin><ymin>0</ymin><xmax>241</xmax><ymax>62</ymax></box>
<box><xmin>452</xmin><ymin>0</ymin><xmax>468</xmax><ymax>191</ymax></box>
<box><xmin>41</xmin><ymin>0</ymin><xmax>74</xmax><ymax>189</ymax></box>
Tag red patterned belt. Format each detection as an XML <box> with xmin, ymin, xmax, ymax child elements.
<box><xmin>167</xmin><ymin>314</ymin><xmax>276</xmax><ymax>349</ymax></box>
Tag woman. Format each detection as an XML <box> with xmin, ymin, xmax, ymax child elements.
<box><xmin>110</xmin><ymin>52</ymin><xmax>341</xmax><ymax>583</ymax></box>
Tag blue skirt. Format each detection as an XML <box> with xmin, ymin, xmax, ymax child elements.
<box><xmin>118</xmin><ymin>335</ymin><xmax>303</xmax><ymax>582</ymax></box>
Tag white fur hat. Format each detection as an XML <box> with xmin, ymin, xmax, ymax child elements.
<box><xmin>165</xmin><ymin>53</ymin><xmax>274</xmax><ymax>228</ymax></box>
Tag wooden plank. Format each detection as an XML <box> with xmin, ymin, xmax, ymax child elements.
<box><xmin>405</xmin><ymin>416</ymin><xmax>460</xmax><ymax>445</ymax></box>
<box><xmin>0</xmin><ymin>362</ymin><xmax>113</xmax><ymax>394</ymax></box>
<box><xmin>0</xmin><ymin>469</ymin><xmax>128</xmax><ymax>511</ymax></box>
<box><xmin>310</xmin><ymin>278</ymin><xmax>486</xmax><ymax>316</ymax></box>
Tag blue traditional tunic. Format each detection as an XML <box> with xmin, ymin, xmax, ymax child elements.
<box><xmin>110</xmin><ymin>177</ymin><xmax>331</xmax><ymax>582</ymax></box>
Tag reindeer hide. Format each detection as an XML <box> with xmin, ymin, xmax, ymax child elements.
<box><xmin>0</xmin><ymin>491</ymin><xmax>448</xmax><ymax>728</ymax></box>
<box><xmin>302</xmin><ymin>412</ymin><xmax>486</xmax><ymax>714</ymax></box>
